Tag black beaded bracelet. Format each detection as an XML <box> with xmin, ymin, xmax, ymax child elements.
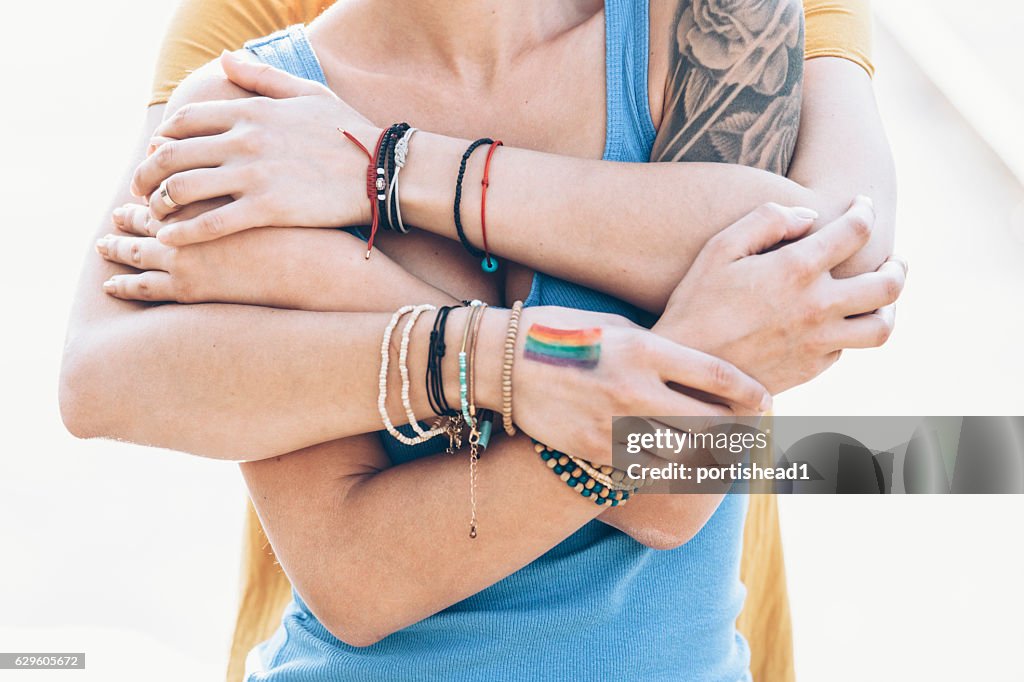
<box><xmin>426</xmin><ymin>304</ymin><xmax>459</xmax><ymax>417</ymax></box>
<box><xmin>453</xmin><ymin>138</ymin><xmax>493</xmax><ymax>261</ymax></box>
<box><xmin>376</xmin><ymin>123</ymin><xmax>410</xmax><ymax>231</ymax></box>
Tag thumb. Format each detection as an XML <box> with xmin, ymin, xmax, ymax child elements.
<box><xmin>219</xmin><ymin>50</ymin><xmax>326</xmax><ymax>98</ymax></box>
<box><xmin>716</xmin><ymin>203</ymin><xmax>818</xmax><ymax>259</ymax></box>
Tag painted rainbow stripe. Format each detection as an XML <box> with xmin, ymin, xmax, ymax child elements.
<box><xmin>523</xmin><ymin>325</ymin><xmax>602</xmax><ymax>369</ymax></box>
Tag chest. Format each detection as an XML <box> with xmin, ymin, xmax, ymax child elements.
<box><xmin>310</xmin><ymin>18</ymin><xmax>611</xmax><ymax>161</ymax></box>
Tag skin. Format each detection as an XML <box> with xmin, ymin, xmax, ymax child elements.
<box><xmin>59</xmin><ymin>0</ymin><xmax>903</xmax><ymax>647</ymax></box>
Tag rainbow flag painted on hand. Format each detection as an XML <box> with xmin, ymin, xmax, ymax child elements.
<box><xmin>524</xmin><ymin>325</ymin><xmax>603</xmax><ymax>369</ymax></box>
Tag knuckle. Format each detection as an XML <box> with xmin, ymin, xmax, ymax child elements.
<box><xmin>129</xmin><ymin>242</ymin><xmax>142</xmax><ymax>265</ymax></box>
<box><xmin>153</xmin><ymin>141</ymin><xmax>175</xmax><ymax>169</ymax></box>
<box><xmin>848</xmin><ymin>214</ymin><xmax>873</xmax><ymax>240</ymax></box>
<box><xmin>705</xmin><ymin>357</ymin><xmax>734</xmax><ymax>392</ymax></box>
<box><xmin>166</xmin><ymin>176</ymin><xmax>188</xmax><ymax>202</ymax></box>
<box><xmin>883</xmin><ymin>276</ymin><xmax>902</xmax><ymax>304</ymax></box>
<box><xmin>135</xmin><ymin>278</ymin><xmax>151</xmax><ymax>300</ymax></box>
<box><xmin>873</xmin><ymin>318</ymin><xmax>894</xmax><ymax>346</ymax></box>
<box><xmin>199</xmin><ymin>211</ymin><xmax>225</xmax><ymax>236</ymax></box>
<box><xmin>754</xmin><ymin>202</ymin><xmax>788</xmax><ymax>224</ymax></box>
<box><xmin>173</xmin><ymin>104</ymin><xmax>192</xmax><ymax>125</ymax></box>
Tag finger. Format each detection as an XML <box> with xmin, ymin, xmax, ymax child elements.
<box><xmin>95</xmin><ymin>235</ymin><xmax>173</xmax><ymax>271</ymax></box>
<box><xmin>102</xmin><ymin>271</ymin><xmax>176</xmax><ymax>302</ymax></box>
<box><xmin>156</xmin><ymin>200</ymin><xmax>262</xmax><ymax>246</ymax></box>
<box><xmin>220</xmin><ymin>50</ymin><xmax>327</xmax><ymax>98</ymax></box>
<box><xmin>832</xmin><ymin>259</ymin><xmax>906</xmax><ymax>317</ymax></box>
<box><xmin>827</xmin><ymin>306</ymin><xmax>896</xmax><ymax>350</ymax></box>
<box><xmin>790</xmin><ymin>195</ymin><xmax>875</xmax><ymax>272</ymax></box>
<box><xmin>112</xmin><ymin>203</ymin><xmax>160</xmax><ymax>236</ymax></box>
<box><xmin>155</xmin><ymin>99</ymin><xmax>247</xmax><ymax>140</ymax></box>
<box><xmin>648</xmin><ymin>338</ymin><xmax>771</xmax><ymax>413</ymax></box>
<box><xmin>132</xmin><ymin>135</ymin><xmax>236</xmax><ymax>198</ymax></box>
<box><xmin>148</xmin><ymin>168</ymin><xmax>243</xmax><ymax>221</ymax></box>
<box><xmin>712</xmin><ymin>203</ymin><xmax>818</xmax><ymax>260</ymax></box>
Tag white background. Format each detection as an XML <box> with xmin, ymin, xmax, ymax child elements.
<box><xmin>1</xmin><ymin>1</ymin><xmax>1022</xmax><ymax>680</ymax></box>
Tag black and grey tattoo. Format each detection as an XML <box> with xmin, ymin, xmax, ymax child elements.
<box><xmin>651</xmin><ymin>0</ymin><xmax>805</xmax><ymax>175</ymax></box>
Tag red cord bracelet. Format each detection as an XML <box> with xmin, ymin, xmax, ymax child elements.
<box><xmin>339</xmin><ymin>128</ymin><xmax>389</xmax><ymax>258</ymax></box>
<box><xmin>480</xmin><ymin>140</ymin><xmax>503</xmax><ymax>273</ymax></box>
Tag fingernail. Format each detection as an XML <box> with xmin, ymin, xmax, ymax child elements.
<box><xmin>95</xmin><ymin>238</ymin><xmax>108</xmax><ymax>255</ymax></box>
<box><xmin>103</xmin><ymin>279</ymin><xmax>116</xmax><ymax>293</ymax></box>
<box><xmin>111</xmin><ymin>208</ymin><xmax>124</xmax><ymax>224</ymax></box>
<box><xmin>792</xmin><ymin>207</ymin><xmax>818</xmax><ymax>221</ymax></box>
<box><xmin>893</xmin><ymin>256</ymin><xmax>909</xmax><ymax>276</ymax></box>
<box><xmin>857</xmin><ymin>195</ymin><xmax>874</xmax><ymax>209</ymax></box>
<box><xmin>129</xmin><ymin>181</ymin><xmax>141</xmax><ymax>197</ymax></box>
<box><xmin>759</xmin><ymin>393</ymin><xmax>773</xmax><ymax>413</ymax></box>
<box><xmin>157</xmin><ymin>228</ymin><xmax>175</xmax><ymax>244</ymax></box>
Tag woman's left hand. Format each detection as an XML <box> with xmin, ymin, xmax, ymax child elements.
<box><xmin>131</xmin><ymin>52</ymin><xmax>380</xmax><ymax>247</ymax></box>
<box><xmin>97</xmin><ymin>202</ymin><xmax>369</xmax><ymax>310</ymax></box>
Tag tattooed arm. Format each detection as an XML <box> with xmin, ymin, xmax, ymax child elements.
<box><xmin>397</xmin><ymin>0</ymin><xmax>892</xmax><ymax>310</ymax></box>
<box><xmin>651</xmin><ymin>0</ymin><xmax>895</xmax><ymax>278</ymax></box>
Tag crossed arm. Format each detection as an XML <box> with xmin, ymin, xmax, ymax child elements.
<box><xmin>59</xmin><ymin>50</ymin><xmax>896</xmax><ymax>647</ymax></box>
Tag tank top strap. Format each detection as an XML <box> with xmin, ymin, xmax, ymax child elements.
<box><xmin>243</xmin><ymin>24</ymin><xmax>328</xmax><ymax>86</ymax></box>
<box><xmin>602</xmin><ymin>0</ymin><xmax>658</xmax><ymax>162</ymax></box>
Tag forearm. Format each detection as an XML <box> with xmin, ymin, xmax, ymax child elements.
<box><xmin>401</xmin><ymin>133</ymin><xmax>814</xmax><ymax>312</ymax></box>
<box><xmin>242</xmin><ymin>433</ymin><xmax>605</xmax><ymax>647</ymax></box>
<box><xmin>399</xmin><ymin>66</ymin><xmax>893</xmax><ymax>312</ymax></box>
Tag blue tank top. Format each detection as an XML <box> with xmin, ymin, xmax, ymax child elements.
<box><xmin>244</xmin><ymin>4</ymin><xmax>751</xmax><ymax>680</ymax></box>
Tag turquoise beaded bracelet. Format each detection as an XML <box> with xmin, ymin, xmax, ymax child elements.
<box><xmin>533</xmin><ymin>441</ymin><xmax>639</xmax><ymax>506</ymax></box>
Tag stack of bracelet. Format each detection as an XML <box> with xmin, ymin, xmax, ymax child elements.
<box><xmin>533</xmin><ymin>441</ymin><xmax>642</xmax><ymax>506</ymax></box>
<box><xmin>339</xmin><ymin>122</ymin><xmax>419</xmax><ymax>257</ymax></box>
<box><xmin>454</xmin><ymin>138</ymin><xmax>503</xmax><ymax>273</ymax></box>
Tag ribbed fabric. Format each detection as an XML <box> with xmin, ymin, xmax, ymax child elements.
<box><xmin>244</xmin><ymin>4</ymin><xmax>751</xmax><ymax>680</ymax></box>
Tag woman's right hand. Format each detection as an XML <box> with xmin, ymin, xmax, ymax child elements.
<box><xmin>655</xmin><ymin>197</ymin><xmax>907</xmax><ymax>394</ymax></box>
<box><xmin>504</xmin><ymin>306</ymin><xmax>771</xmax><ymax>466</ymax></box>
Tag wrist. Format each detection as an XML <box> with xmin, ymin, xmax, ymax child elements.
<box><xmin>439</xmin><ymin>306</ymin><xmax>509</xmax><ymax>415</ymax></box>
<box><xmin>399</xmin><ymin>131</ymin><xmax>479</xmax><ymax>241</ymax></box>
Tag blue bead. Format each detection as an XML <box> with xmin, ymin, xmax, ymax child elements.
<box><xmin>594</xmin><ymin>497</ymin><xmax>606</xmax><ymax>505</ymax></box>
<box><xmin>610</xmin><ymin>499</ymin><xmax>619</xmax><ymax>507</ymax></box>
<box><xmin>567</xmin><ymin>478</ymin><xmax>578</xmax><ymax>487</ymax></box>
<box><xmin>593</xmin><ymin>483</ymin><xmax>603</xmax><ymax>493</ymax></box>
<box><xmin>481</xmin><ymin>256</ymin><xmax>499</xmax><ymax>273</ymax></box>
<box><xmin>541</xmin><ymin>452</ymin><xmax>551</xmax><ymax>461</ymax></box>
<box><xmin>554</xmin><ymin>466</ymin><xmax>564</xmax><ymax>475</ymax></box>
<box><xmin>582</xmin><ymin>489</ymin><xmax>592</xmax><ymax>497</ymax></box>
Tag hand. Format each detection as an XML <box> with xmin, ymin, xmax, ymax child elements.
<box><xmin>98</xmin><ymin>202</ymin><xmax>370</xmax><ymax>310</ymax></box>
<box><xmin>131</xmin><ymin>52</ymin><xmax>379</xmax><ymax>246</ymax></box>
<box><xmin>508</xmin><ymin>306</ymin><xmax>772</xmax><ymax>466</ymax></box>
<box><xmin>655</xmin><ymin>197</ymin><xmax>906</xmax><ymax>394</ymax></box>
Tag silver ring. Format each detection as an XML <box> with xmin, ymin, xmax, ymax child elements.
<box><xmin>157</xmin><ymin>180</ymin><xmax>180</xmax><ymax>211</ymax></box>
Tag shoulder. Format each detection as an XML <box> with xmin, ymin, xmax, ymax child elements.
<box><xmin>164</xmin><ymin>51</ymin><xmax>258</xmax><ymax>118</ymax></box>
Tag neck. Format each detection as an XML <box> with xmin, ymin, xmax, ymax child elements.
<box><xmin>337</xmin><ymin>0</ymin><xmax>600</xmax><ymax>85</ymax></box>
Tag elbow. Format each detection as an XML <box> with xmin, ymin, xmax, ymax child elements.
<box><xmin>632</xmin><ymin>525</ymin><xmax>699</xmax><ymax>551</ymax></box>
<box><xmin>305</xmin><ymin>592</ymin><xmax>400</xmax><ymax>648</ymax></box>
<box><xmin>811</xmin><ymin>181</ymin><xmax>898</xmax><ymax>280</ymax></box>
<box><xmin>58</xmin><ymin>335</ymin><xmax>109</xmax><ymax>440</ymax></box>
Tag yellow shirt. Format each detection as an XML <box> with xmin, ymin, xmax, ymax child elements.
<box><xmin>145</xmin><ymin>3</ymin><xmax>874</xmax><ymax>681</ymax></box>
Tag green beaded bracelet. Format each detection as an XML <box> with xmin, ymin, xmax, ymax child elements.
<box><xmin>533</xmin><ymin>441</ymin><xmax>638</xmax><ymax>506</ymax></box>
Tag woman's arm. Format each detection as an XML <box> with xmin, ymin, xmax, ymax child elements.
<box><xmin>137</xmin><ymin>42</ymin><xmax>895</xmax><ymax>313</ymax></box>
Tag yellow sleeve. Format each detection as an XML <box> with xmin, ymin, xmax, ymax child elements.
<box><xmin>148</xmin><ymin>0</ymin><xmax>329</xmax><ymax>106</ymax></box>
<box><xmin>804</xmin><ymin>0</ymin><xmax>875</xmax><ymax>77</ymax></box>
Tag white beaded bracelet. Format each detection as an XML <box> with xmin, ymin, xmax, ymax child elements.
<box><xmin>400</xmin><ymin>304</ymin><xmax>438</xmax><ymax>437</ymax></box>
<box><xmin>378</xmin><ymin>305</ymin><xmax>445</xmax><ymax>446</ymax></box>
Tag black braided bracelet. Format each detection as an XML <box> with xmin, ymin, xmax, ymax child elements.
<box><xmin>426</xmin><ymin>304</ymin><xmax>459</xmax><ymax>417</ymax></box>
<box><xmin>453</xmin><ymin>138</ymin><xmax>493</xmax><ymax>260</ymax></box>
<box><xmin>376</xmin><ymin>123</ymin><xmax>410</xmax><ymax>231</ymax></box>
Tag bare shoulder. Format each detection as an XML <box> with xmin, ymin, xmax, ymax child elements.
<box><xmin>164</xmin><ymin>50</ymin><xmax>257</xmax><ymax>116</ymax></box>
